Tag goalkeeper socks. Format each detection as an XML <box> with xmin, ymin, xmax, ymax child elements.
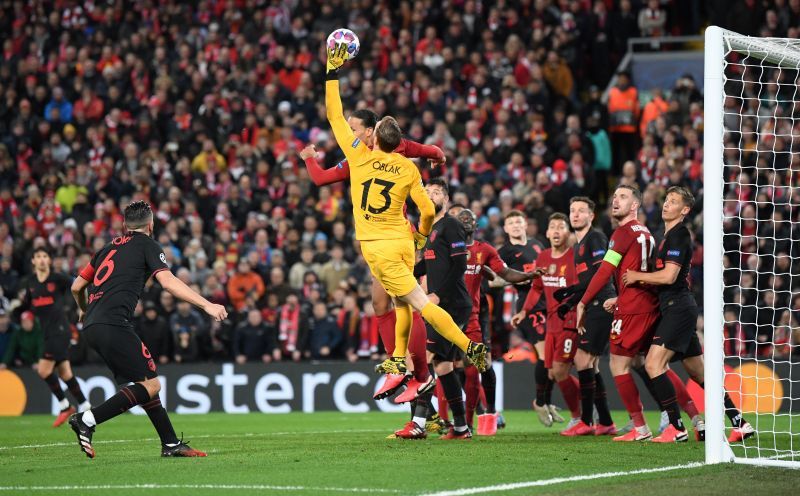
<box><xmin>481</xmin><ymin>367</ymin><xmax>497</xmax><ymax>414</ymax></box>
<box><xmin>455</xmin><ymin>367</ymin><xmax>466</xmax><ymax>392</ymax></box>
<box><xmin>698</xmin><ymin>381</ymin><xmax>744</xmax><ymax>428</ymax></box>
<box><xmin>613</xmin><ymin>373</ymin><xmax>646</xmax><ymax>428</ymax></box>
<box><xmin>392</xmin><ymin>304</ymin><xmax>412</xmax><ymax>358</ymax></box>
<box><xmin>666</xmin><ymin>369</ymin><xmax>699</xmax><ymax>418</ymax></box>
<box><xmin>376</xmin><ymin>310</ymin><xmax>397</xmax><ymax>355</ymax></box>
<box><xmin>64</xmin><ymin>376</ymin><xmax>88</xmax><ymax>404</ymax></box>
<box><xmin>44</xmin><ymin>373</ymin><xmax>67</xmax><ymax>402</ymax></box>
<box><xmin>142</xmin><ymin>395</ymin><xmax>179</xmax><ymax>445</ymax></box>
<box><xmin>651</xmin><ymin>373</ymin><xmax>685</xmax><ymax>431</ymax></box>
<box><xmin>420</xmin><ymin>302</ymin><xmax>470</xmax><ymax>352</ymax></box>
<box><xmin>91</xmin><ymin>383</ymin><xmax>151</xmax><ymax>425</ymax></box>
<box><xmin>409</xmin><ymin>313</ymin><xmax>429</xmax><ymax>382</ymax></box>
<box><xmin>464</xmin><ymin>366</ymin><xmax>480</xmax><ymax>427</ymax></box>
<box><xmin>534</xmin><ymin>361</ymin><xmax>548</xmax><ymax>407</ymax></box>
<box><xmin>440</xmin><ymin>371</ymin><xmax>467</xmax><ymax>431</ymax></box>
<box><xmin>578</xmin><ymin>369</ymin><xmax>596</xmax><ymax>425</ymax></box>
<box><xmin>594</xmin><ymin>372</ymin><xmax>614</xmax><ymax>426</ymax></box>
<box><xmin>557</xmin><ymin>376</ymin><xmax>581</xmax><ymax>419</ymax></box>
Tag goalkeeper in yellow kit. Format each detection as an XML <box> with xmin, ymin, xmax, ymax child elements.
<box><xmin>325</xmin><ymin>42</ymin><xmax>487</xmax><ymax>374</ymax></box>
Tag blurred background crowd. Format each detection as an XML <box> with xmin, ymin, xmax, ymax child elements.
<box><xmin>0</xmin><ymin>0</ymin><xmax>798</xmax><ymax>368</ymax></box>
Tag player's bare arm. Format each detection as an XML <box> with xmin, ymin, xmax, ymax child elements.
<box><xmin>155</xmin><ymin>270</ymin><xmax>227</xmax><ymax>322</ymax></box>
<box><xmin>622</xmin><ymin>263</ymin><xmax>680</xmax><ymax>287</ymax></box>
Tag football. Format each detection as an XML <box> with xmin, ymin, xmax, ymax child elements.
<box><xmin>326</xmin><ymin>28</ymin><xmax>360</xmax><ymax>60</ymax></box>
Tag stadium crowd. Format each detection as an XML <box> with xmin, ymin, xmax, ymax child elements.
<box><xmin>0</xmin><ymin>0</ymin><xmax>798</xmax><ymax>368</ymax></box>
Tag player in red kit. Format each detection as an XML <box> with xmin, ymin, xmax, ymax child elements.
<box><xmin>577</xmin><ymin>185</ymin><xmax>659</xmax><ymax>442</ymax></box>
<box><xmin>299</xmin><ymin>110</ymin><xmax>444</xmax><ymax>405</ymax></box>
<box><xmin>513</xmin><ymin>213</ymin><xmax>582</xmax><ymax>434</ymax></box>
<box><xmin>457</xmin><ymin>208</ymin><xmax>538</xmax><ymax>435</ymax></box>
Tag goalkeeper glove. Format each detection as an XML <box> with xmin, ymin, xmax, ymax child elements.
<box><xmin>553</xmin><ymin>285</ymin><xmax>576</xmax><ymax>302</ymax></box>
<box><xmin>326</xmin><ymin>43</ymin><xmax>348</xmax><ymax>73</ymax></box>
<box><xmin>413</xmin><ymin>231</ymin><xmax>428</xmax><ymax>250</ymax></box>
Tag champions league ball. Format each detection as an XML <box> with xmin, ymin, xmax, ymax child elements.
<box><xmin>326</xmin><ymin>28</ymin><xmax>360</xmax><ymax>60</ymax></box>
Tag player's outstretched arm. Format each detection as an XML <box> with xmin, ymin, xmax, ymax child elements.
<box><xmin>155</xmin><ymin>270</ymin><xmax>228</xmax><ymax>322</ymax></box>
<box><xmin>498</xmin><ymin>266</ymin><xmax>542</xmax><ymax>284</ymax></box>
<box><xmin>324</xmin><ymin>53</ymin><xmax>368</xmax><ymax>165</ymax></box>
<box><xmin>299</xmin><ymin>145</ymin><xmax>350</xmax><ymax>186</ymax></box>
<box><xmin>397</xmin><ymin>139</ymin><xmax>446</xmax><ymax>167</ymax></box>
<box><xmin>409</xmin><ymin>175</ymin><xmax>435</xmax><ymax>236</ymax></box>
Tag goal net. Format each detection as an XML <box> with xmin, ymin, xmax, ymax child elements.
<box><xmin>704</xmin><ymin>26</ymin><xmax>800</xmax><ymax>468</ymax></box>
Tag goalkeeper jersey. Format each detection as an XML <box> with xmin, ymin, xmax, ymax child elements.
<box><xmin>325</xmin><ymin>80</ymin><xmax>434</xmax><ymax>241</ymax></box>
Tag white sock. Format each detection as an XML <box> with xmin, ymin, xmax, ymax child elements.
<box><xmin>635</xmin><ymin>424</ymin><xmax>651</xmax><ymax>435</ymax></box>
<box><xmin>454</xmin><ymin>424</ymin><xmax>469</xmax><ymax>433</ymax></box>
<box><xmin>412</xmin><ymin>416</ymin><xmax>426</xmax><ymax>429</ymax></box>
<box><xmin>78</xmin><ymin>401</ymin><xmax>92</xmax><ymax>413</ymax></box>
<box><xmin>58</xmin><ymin>398</ymin><xmax>70</xmax><ymax>410</ymax></box>
<box><xmin>81</xmin><ymin>410</ymin><xmax>96</xmax><ymax>427</ymax></box>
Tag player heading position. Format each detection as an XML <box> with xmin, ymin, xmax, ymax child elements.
<box><xmin>69</xmin><ymin>201</ymin><xmax>227</xmax><ymax>458</ymax></box>
<box><xmin>12</xmin><ymin>247</ymin><xmax>91</xmax><ymax>426</ymax></box>
<box><xmin>512</xmin><ymin>213</ymin><xmax>581</xmax><ymax>433</ymax></box>
<box><xmin>622</xmin><ymin>186</ymin><xmax>753</xmax><ymax>443</ymax></box>
<box><xmin>577</xmin><ymin>185</ymin><xmax>659</xmax><ymax>441</ymax></box>
<box><xmin>554</xmin><ymin>197</ymin><xmax>617</xmax><ymax>435</ymax></box>
<box><xmin>324</xmin><ymin>42</ymin><xmax>486</xmax><ymax>375</ymax></box>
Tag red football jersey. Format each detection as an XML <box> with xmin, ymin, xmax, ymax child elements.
<box><xmin>522</xmin><ymin>247</ymin><xmax>577</xmax><ymax>331</ymax></box>
<box><xmin>607</xmin><ymin>219</ymin><xmax>659</xmax><ymax>314</ymax></box>
<box><xmin>465</xmin><ymin>241</ymin><xmax>508</xmax><ymax>320</ymax></box>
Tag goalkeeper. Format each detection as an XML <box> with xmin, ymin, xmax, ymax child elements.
<box><xmin>324</xmin><ymin>42</ymin><xmax>487</xmax><ymax>374</ymax></box>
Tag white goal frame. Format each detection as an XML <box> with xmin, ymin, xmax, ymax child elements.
<box><xmin>704</xmin><ymin>25</ymin><xmax>799</xmax><ymax>468</ymax></box>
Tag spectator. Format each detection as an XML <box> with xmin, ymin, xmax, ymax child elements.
<box><xmin>135</xmin><ymin>301</ymin><xmax>172</xmax><ymax>365</ymax></box>
<box><xmin>0</xmin><ymin>309</ymin><xmax>16</xmax><ymax>366</ymax></box>
<box><xmin>288</xmin><ymin>245</ymin><xmax>317</xmax><ymax>289</ymax></box>
<box><xmin>607</xmin><ymin>71</ymin><xmax>640</xmax><ymax>172</ymax></box>
<box><xmin>308</xmin><ymin>301</ymin><xmax>341</xmax><ymax>360</ymax></box>
<box><xmin>191</xmin><ymin>139</ymin><xmax>227</xmax><ymax>174</ymax></box>
<box><xmin>318</xmin><ymin>244</ymin><xmax>351</xmax><ymax>297</ymax></box>
<box><xmin>2</xmin><ymin>311</ymin><xmax>41</xmax><ymax>368</ymax></box>
<box><xmin>277</xmin><ymin>293</ymin><xmax>308</xmax><ymax>362</ymax></box>
<box><xmin>234</xmin><ymin>308</ymin><xmax>279</xmax><ymax>364</ymax></box>
<box><xmin>227</xmin><ymin>259</ymin><xmax>266</xmax><ymax>312</ymax></box>
<box><xmin>169</xmin><ymin>301</ymin><xmax>206</xmax><ymax>363</ymax></box>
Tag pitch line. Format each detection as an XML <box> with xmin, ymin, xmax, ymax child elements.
<box><xmin>0</xmin><ymin>429</ymin><xmax>386</xmax><ymax>451</ymax></box>
<box><xmin>0</xmin><ymin>484</ymin><xmax>402</xmax><ymax>493</ymax></box>
<box><xmin>418</xmin><ymin>462</ymin><xmax>705</xmax><ymax>496</ymax></box>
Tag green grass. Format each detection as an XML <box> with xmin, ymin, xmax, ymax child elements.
<box><xmin>0</xmin><ymin>411</ymin><xmax>796</xmax><ymax>495</ymax></box>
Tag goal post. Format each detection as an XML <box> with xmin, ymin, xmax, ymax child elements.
<box><xmin>703</xmin><ymin>26</ymin><xmax>800</xmax><ymax>468</ymax></box>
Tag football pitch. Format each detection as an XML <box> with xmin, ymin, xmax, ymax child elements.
<box><xmin>0</xmin><ymin>411</ymin><xmax>795</xmax><ymax>495</ymax></box>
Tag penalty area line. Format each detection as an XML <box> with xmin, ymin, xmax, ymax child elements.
<box><xmin>0</xmin><ymin>484</ymin><xmax>402</xmax><ymax>493</ymax></box>
<box><xmin>418</xmin><ymin>462</ymin><xmax>706</xmax><ymax>496</ymax></box>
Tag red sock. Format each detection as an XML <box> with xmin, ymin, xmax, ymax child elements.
<box><xmin>464</xmin><ymin>366</ymin><xmax>480</xmax><ymax>427</ymax></box>
<box><xmin>614</xmin><ymin>373</ymin><xmax>646</xmax><ymax>427</ymax></box>
<box><xmin>557</xmin><ymin>376</ymin><xmax>582</xmax><ymax>419</ymax></box>
<box><xmin>408</xmin><ymin>313</ymin><xmax>429</xmax><ymax>382</ymax></box>
<box><xmin>435</xmin><ymin>381</ymin><xmax>449</xmax><ymax>421</ymax></box>
<box><xmin>376</xmin><ymin>311</ymin><xmax>396</xmax><ymax>355</ymax></box>
<box><xmin>666</xmin><ymin>369</ymin><xmax>699</xmax><ymax>418</ymax></box>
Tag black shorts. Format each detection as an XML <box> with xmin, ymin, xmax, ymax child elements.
<box><xmin>578</xmin><ymin>300</ymin><xmax>612</xmax><ymax>356</ymax></box>
<box><xmin>42</xmin><ymin>332</ymin><xmax>71</xmax><ymax>363</ymax></box>
<box><xmin>654</xmin><ymin>300</ymin><xmax>699</xmax><ymax>356</ymax></box>
<box><xmin>84</xmin><ymin>323</ymin><xmax>158</xmax><ymax>385</ymax></box>
<box><xmin>671</xmin><ymin>331</ymin><xmax>703</xmax><ymax>362</ymax></box>
<box><xmin>427</xmin><ymin>306</ymin><xmax>471</xmax><ymax>362</ymax></box>
<box><xmin>518</xmin><ymin>309</ymin><xmax>547</xmax><ymax>345</ymax></box>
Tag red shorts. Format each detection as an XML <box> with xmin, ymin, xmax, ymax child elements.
<box><xmin>609</xmin><ymin>311</ymin><xmax>660</xmax><ymax>357</ymax></box>
<box><xmin>544</xmin><ymin>329</ymin><xmax>578</xmax><ymax>369</ymax></box>
<box><xmin>465</xmin><ymin>315</ymin><xmax>482</xmax><ymax>343</ymax></box>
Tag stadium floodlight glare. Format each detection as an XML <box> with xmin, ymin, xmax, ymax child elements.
<box><xmin>704</xmin><ymin>26</ymin><xmax>799</xmax><ymax>468</ymax></box>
